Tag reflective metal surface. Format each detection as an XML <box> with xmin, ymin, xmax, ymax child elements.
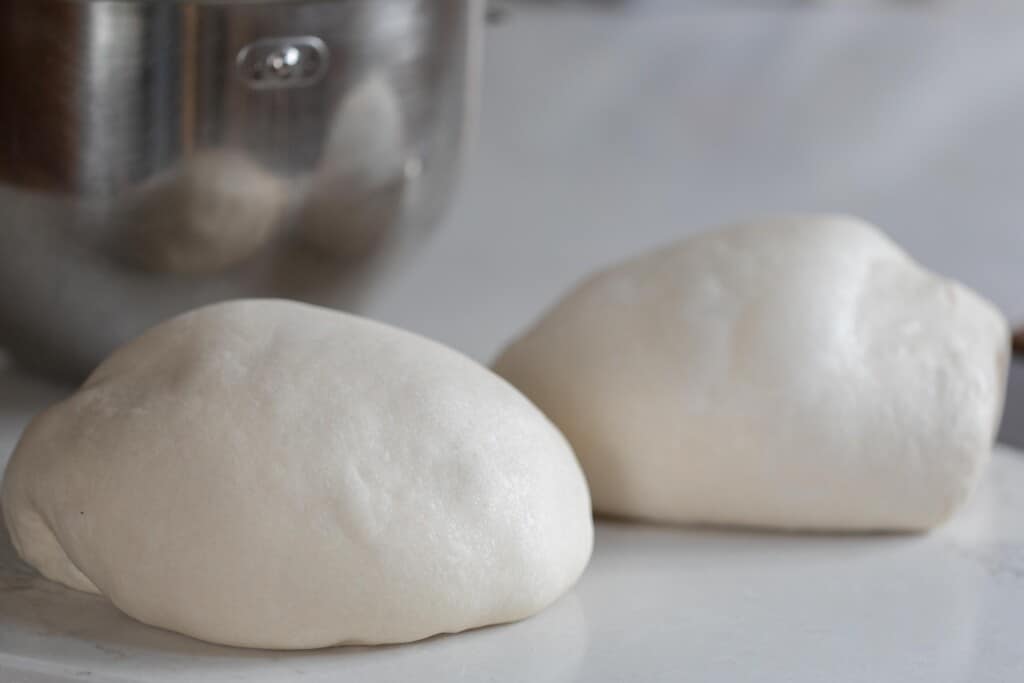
<box><xmin>0</xmin><ymin>0</ymin><xmax>482</xmax><ymax>379</ymax></box>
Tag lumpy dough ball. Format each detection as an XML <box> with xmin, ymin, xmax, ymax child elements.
<box><xmin>494</xmin><ymin>215</ymin><xmax>1010</xmax><ymax>532</ymax></box>
<box><xmin>2</xmin><ymin>300</ymin><xmax>593</xmax><ymax>649</ymax></box>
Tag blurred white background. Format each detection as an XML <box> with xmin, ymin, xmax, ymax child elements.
<box><xmin>366</xmin><ymin>2</ymin><xmax>1024</xmax><ymax>364</ymax></box>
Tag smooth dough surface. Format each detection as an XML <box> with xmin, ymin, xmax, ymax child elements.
<box><xmin>1</xmin><ymin>300</ymin><xmax>593</xmax><ymax>649</ymax></box>
<box><xmin>494</xmin><ymin>215</ymin><xmax>1010</xmax><ymax>531</ymax></box>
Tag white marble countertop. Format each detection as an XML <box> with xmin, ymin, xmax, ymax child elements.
<box><xmin>4</xmin><ymin>2</ymin><xmax>1024</xmax><ymax>681</ymax></box>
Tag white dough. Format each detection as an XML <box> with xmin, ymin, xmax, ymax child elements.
<box><xmin>495</xmin><ymin>215</ymin><xmax>1010</xmax><ymax>531</ymax></box>
<box><xmin>1</xmin><ymin>300</ymin><xmax>593</xmax><ymax>649</ymax></box>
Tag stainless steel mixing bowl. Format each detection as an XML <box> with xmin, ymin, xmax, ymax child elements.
<box><xmin>0</xmin><ymin>0</ymin><xmax>482</xmax><ymax>379</ymax></box>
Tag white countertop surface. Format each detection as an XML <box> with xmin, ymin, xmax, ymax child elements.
<box><xmin>4</xmin><ymin>2</ymin><xmax>1024</xmax><ymax>681</ymax></box>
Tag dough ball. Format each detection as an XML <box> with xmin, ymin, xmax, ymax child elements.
<box><xmin>494</xmin><ymin>215</ymin><xmax>1010</xmax><ymax>532</ymax></box>
<box><xmin>115</xmin><ymin>151</ymin><xmax>289</xmax><ymax>274</ymax></box>
<box><xmin>1</xmin><ymin>300</ymin><xmax>593</xmax><ymax>649</ymax></box>
<box><xmin>297</xmin><ymin>75</ymin><xmax>408</xmax><ymax>259</ymax></box>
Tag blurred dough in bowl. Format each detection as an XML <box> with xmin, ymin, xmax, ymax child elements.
<box><xmin>1</xmin><ymin>300</ymin><xmax>593</xmax><ymax>649</ymax></box>
<box><xmin>494</xmin><ymin>215</ymin><xmax>1010</xmax><ymax>532</ymax></box>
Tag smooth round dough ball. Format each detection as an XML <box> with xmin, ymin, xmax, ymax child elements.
<box><xmin>1</xmin><ymin>300</ymin><xmax>593</xmax><ymax>649</ymax></box>
<box><xmin>494</xmin><ymin>215</ymin><xmax>1010</xmax><ymax>532</ymax></box>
